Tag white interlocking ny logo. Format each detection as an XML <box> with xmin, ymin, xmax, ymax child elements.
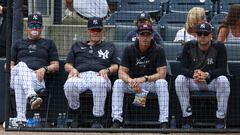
<box><xmin>207</xmin><ymin>58</ymin><xmax>214</xmax><ymax>65</ymax></box>
<box><xmin>93</xmin><ymin>19</ymin><xmax>98</xmax><ymax>25</ymax></box>
<box><xmin>140</xmin><ymin>13</ymin><xmax>145</xmax><ymax>17</ymax></box>
<box><xmin>98</xmin><ymin>49</ymin><xmax>109</xmax><ymax>59</ymax></box>
<box><xmin>200</xmin><ymin>24</ymin><xmax>205</xmax><ymax>29</ymax></box>
<box><xmin>33</xmin><ymin>15</ymin><xmax>38</xmax><ymax>20</ymax></box>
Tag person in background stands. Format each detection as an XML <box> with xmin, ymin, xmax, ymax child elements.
<box><xmin>125</xmin><ymin>12</ymin><xmax>162</xmax><ymax>44</ymax></box>
<box><xmin>217</xmin><ymin>4</ymin><xmax>240</xmax><ymax>43</ymax></box>
<box><xmin>63</xmin><ymin>0</ymin><xmax>109</xmax><ymax>25</ymax></box>
<box><xmin>174</xmin><ymin>7</ymin><xmax>206</xmax><ymax>43</ymax></box>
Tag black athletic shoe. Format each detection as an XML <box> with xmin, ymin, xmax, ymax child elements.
<box><xmin>29</xmin><ymin>95</ymin><xmax>42</xmax><ymax>110</ymax></box>
<box><xmin>182</xmin><ymin>116</ymin><xmax>193</xmax><ymax>129</ymax></box>
<box><xmin>216</xmin><ymin>118</ymin><xmax>225</xmax><ymax>129</ymax></box>
<box><xmin>111</xmin><ymin>120</ymin><xmax>122</xmax><ymax>128</ymax></box>
<box><xmin>69</xmin><ymin>109</ymin><xmax>79</xmax><ymax>128</ymax></box>
<box><xmin>160</xmin><ymin>122</ymin><xmax>169</xmax><ymax>129</ymax></box>
<box><xmin>91</xmin><ymin>117</ymin><xmax>103</xmax><ymax>128</ymax></box>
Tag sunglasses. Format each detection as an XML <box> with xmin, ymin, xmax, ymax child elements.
<box><xmin>28</xmin><ymin>23</ymin><xmax>42</xmax><ymax>29</ymax></box>
<box><xmin>197</xmin><ymin>32</ymin><xmax>210</xmax><ymax>36</ymax></box>
<box><xmin>89</xmin><ymin>28</ymin><xmax>102</xmax><ymax>33</ymax></box>
<box><xmin>139</xmin><ymin>32</ymin><xmax>152</xmax><ymax>36</ymax></box>
<box><xmin>139</xmin><ymin>20</ymin><xmax>150</xmax><ymax>23</ymax></box>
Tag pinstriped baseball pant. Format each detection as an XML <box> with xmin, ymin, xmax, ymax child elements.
<box><xmin>64</xmin><ymin>71</ymin><xmax>111</xmax><ymax>117</ymax></box>
<box><xmin>10</xmin><ymin>62</ymin><xmax>45</xmax><ymax>122</ymax></box>
<box><xmin>111</xmin><ymin>79</ymin><xmax>169</xmax><ymax>123</ymax></box>
<box><xmin>175</xmin><ymin>75</ymin><xmax>230</xmax><ymax>119</ymax></box>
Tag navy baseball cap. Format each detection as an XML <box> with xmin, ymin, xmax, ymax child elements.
<box><xmin>137</xmin><ymin>12</ymin><xmax>151</xmax><ymax>21</ymax></box>
<box><xmin>28</xmin><ymin>13</ymin><xmax>43</xmax><ymax>24</ymax></box>
<box><xmin>196</xmin><ymin>22</ymin><xmax>213</xmax><ymax>33</ymax></box>
<box><xmin>137</xmin><ymin>24</ymin><xmax>153</xmax><ymax>34</ymax></box>
<box><xmin>88</xmin><ymin>17</ymin><xmax>103</xmax><ymax>29</ymax></box>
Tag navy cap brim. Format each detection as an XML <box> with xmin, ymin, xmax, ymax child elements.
<box><xmin>138</xmin><ymin>30</ymin><xmax>153</xmax><ymax>34</ymax></box>
<box><xmin>196</xmin><ymin>30</ymin><xmax>212</xmax><ymax>33</ymax></box>
<box><xmin>88</xmin><ymin>26</ymin><xmax>103</xmax><ymax>29</ymax></box>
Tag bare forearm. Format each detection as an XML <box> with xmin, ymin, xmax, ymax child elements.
<box><xmin>148</xmin><ymin>72</ymin><xmax>166</xmax><ymax>82</ymax></box>
<box><xmin>65</xmin><ymin>63</ymin><xmax>75</xmax><ymax>73</ymax></box>
<box><xmin>147</xmin><ymin>66</ymin><xmax>167</xmax><ymax>81</ymax></box>
<box><xmin>118</xmin><ymin>70</ymin><xmax>131</xmax><ymax>83</ymax></box>
<box><xmin>10</xmin><ymin>61</ymin><xmax>15</xmax><ymax>69</ymax></box>
<box><xmin>47</xmin><ymin>61</ymin><xmax>59</xmax><ymax>72</ymax></box>
<box><xmin>108</xmin><ymin>64</ymin><xmax>118</xmax><ymax>74</ymax></box>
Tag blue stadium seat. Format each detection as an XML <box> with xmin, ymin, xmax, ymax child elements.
<box><xmin>113</xmin><ymin>41</ymin><xmax>132</xmax><ymax>58</ymax></box>
<box><xmin>119</xmin><ymin>0</ymin><xmax>162</xmax><ymax>13</ymax></box>
<box><xmin>169</xmin><ymin>0</ymin><xmax>213</xmax><ymax>13</ymax></box>
<box><xmin>225</xmin><ymin>42</ymin><xmax>240</xmax><ymax>61</ymax></box>
<box><xmin>107</xmin><ymin>0</ymin><xmax>122</xmax><ymax>12</ymax></box>
<box><xmin>219</xmin><ymin>0</ymin><xmax>240</xmax><ymax>13</ymax></box>
<box><xmin>210</xmin><ymin>13</ymin><xmax>227</xmax><ymax>26</ymax></box>
<box><xmin>114</xmin><ymin>25</ymin><xmax>136</xmax><ymax>41</ymax></box>
<box><xmin>210</xmin><ymin>13</ymin><xmax>227</xmax><ymax>39</ymax></box>
<box><xmin>162</xmin><ymin>41</ymin><xmax>183</xmax><ymax>60</ymax></box>
<box><xmin>106</xmin><ymin>11</ymin><xmax>139</xmax><ymax>25</ymax></box>
<box><xmin>158</xmin><ymin>13</ymin><xmax>187</xmax><ymax>41</ymax></box>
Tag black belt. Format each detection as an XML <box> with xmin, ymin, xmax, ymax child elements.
<box><xmin>76</xmin><ymin>12</ymin><xmax>108</xmax><ymax>20</ymax></box>
<box><xmin>76</xmin><ymin>12</ymin><xmax>89</xmax><ymax>20</ymax></box>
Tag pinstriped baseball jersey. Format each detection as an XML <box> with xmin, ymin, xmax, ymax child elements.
<box><xmin>66</xmin><ymin>41</ymin><xmax>120</xmax><ymax>72</ymax></box>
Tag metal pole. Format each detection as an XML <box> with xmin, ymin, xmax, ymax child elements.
<box><xmin>5</xmin><ymin>0</ymin><xmax>12</xmax><ymax>130</ymax></box>
<box><xmin>12</xmin><ymin>0</ymin><xmax>23</xmax><ymax>46</ymax></box>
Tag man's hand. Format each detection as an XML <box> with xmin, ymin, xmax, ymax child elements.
<box><xmin>98</xmin><ymin>68</ymin><xmax>109</xmax><ymax>80</ymax></box>
<box><xmin>193</xmin><ymin>69</ymin><xmax>207</xmax><ymax>84</ymax></box>
<box><xmin>68</xmin><ymin>68</ymin><xmax>79</xmax><ymax>79</ymax></box>
<box><xmin>35</xmin><ymin>68</ymin><xmax>46</xmax><ymax>82</ymax></box>
<box><xmin>0</xmin><ymin>5</ymin><xmax>3</xmax><ymax>15</ymax></box>
<box><xmin>128</xmin><ymin>77</ymin><xmax>145</xmax><ymax>93</ymax></box>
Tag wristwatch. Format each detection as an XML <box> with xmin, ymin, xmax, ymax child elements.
<box><xmin>144</xmin><ymin>75</ymin><xmax>149</xmax><ymax>82</ymax></box>
<box><xmin>205</xmin><ymin>72</ymin><xmax>210</xmax><ymax>79</ymax></box>
<box><xmin>43</xmin><ymin>66</ymin><xmax>48</xmax><ymax>72</ymax></box>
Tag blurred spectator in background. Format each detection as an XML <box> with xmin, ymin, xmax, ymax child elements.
<box><xmin>217</xmin><ymin>4</ymin><xmax>240</xmax><ymax>43</ymax></box>
<box><xmin>63</xmin><ymin>0</ymin><xmax>109</xmax><ymax>25</ymax></box>
<box><xmin>174</xmin><ymin>7</ymin><xmax>207</xmax><ymax>43</ymax></box>
<box><xmin>0</xmin><ymin>0</ymin><xmax>7</xmax><ymax>57</ymax></box>
<box><xmin>125</xmin><ymin>12</ymin><xmax>162</xmax><ymax>44</ymax></box>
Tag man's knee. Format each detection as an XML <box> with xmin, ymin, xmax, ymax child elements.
<box><xmin>175</xmin><ymin>75</ymin><xmax>187</xmax><ymax>86</ymax></box>
<box><xmin>95</xmin><ymin>76</ymin><xmax>109</xmax><ymax>86</ymax></box>
<box><xmin>155</xmin><ymin>79</ymin><xmax>168</xmax><ymax>89</ymax></box>
<box><xmin>112</xmin><ymin>79</ymin><xmax>125</xmax><ymax>93</ymax></box>
<box><xmin>64</xmin><ymin>78</ymin><xmax>75</xmax><ymax>92</ymax></box>
<box><xmin>217</xmin><ymin>76</ymin><xmax>229</xmax><ymax>85</ymax></box>
<box><xmin>216</xmin><ymin>76</ymin><xmax>230</xmax><ymax>93</ymax></box>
